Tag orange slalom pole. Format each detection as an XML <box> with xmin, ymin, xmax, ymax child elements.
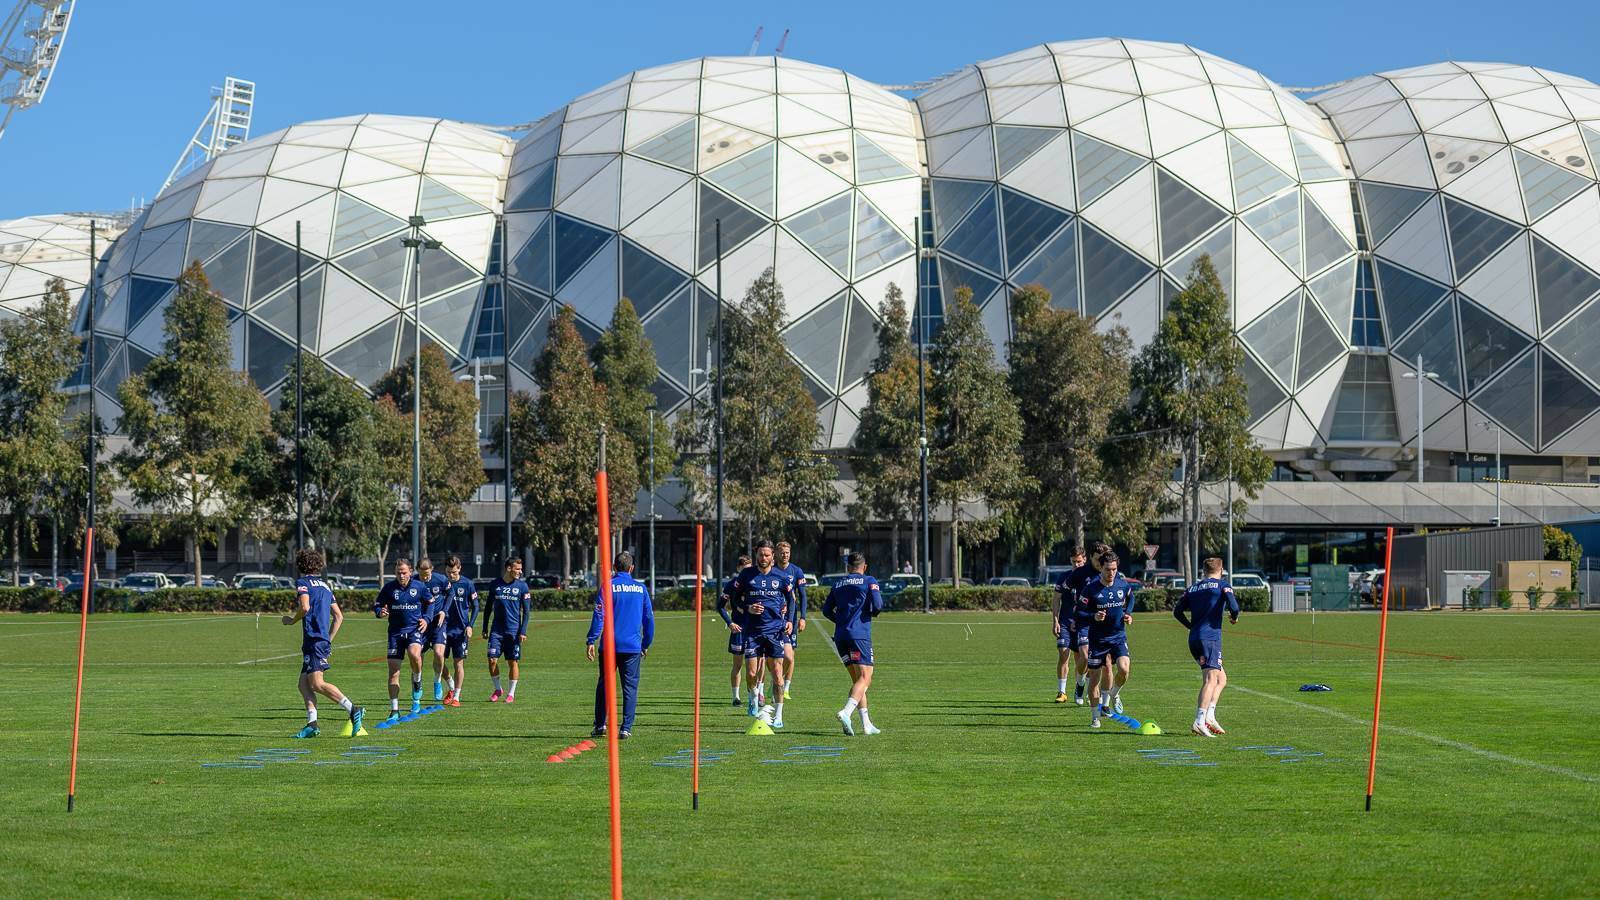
<box><xmin>594</xmin><ymin>446</ymin><xmax>622</xmax><ymax>899</ymax></box>
<box><xmin>1365</xmin><ymin>525</ymin><xmax>1395</xmax><ymax>812</ymax></box>
<box><xmin>67</xmin><ymin>527</ymin><xmax>94</xmax><ymax>812</ymax></box>
<box><xmin>692</xmin><ymin>523</ymin><xmax>704</xmax><ymax>810</ymax></box>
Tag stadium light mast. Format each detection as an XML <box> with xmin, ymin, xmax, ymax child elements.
<box><xmin>294</xmin><ymin>221</ymin><xmax>306</xmax><ymax>551</ymax></box>
<box><xmin>161</xmin><ymin>76</ymin><xmax>254</xmax><ymax>192</ymax></box>
<box><xmin>1401</xmin><ymin>354</ymin><xmax>1440</xmax><ymax>484</ymax></box>
<box><xmin>402</xmin><ymin>217</ymin><xmax>441</xmax><ymax>561</ymax></box>
<box><xmin>714</xmin><ymin>219</ymin><xmax>724</xmax><ymax>583</ymax></box>
<box><xmin>915</xmin><ymin>219</ymin><xmax>931</xmax><ymax>614</ymax></box>
<box><xmin>0</xmin><ymin>1</ymin><xmax>74</xmax><ymax>144</ymax></box>
<box><xmin>497</xmin><ymin>215</ymin><xmax>514</xmax><ymax>571</ymax></box>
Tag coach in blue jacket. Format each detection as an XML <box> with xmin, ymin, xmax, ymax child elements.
<box><xmin>587</xmin><ymin>551</ymin><xmax>655</xmax><ymax>739</ymax></box>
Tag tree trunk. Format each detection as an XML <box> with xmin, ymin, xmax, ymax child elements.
<box><xmin>189</xmin><ymin>535</ymin><xmax>202</xmax><ymax>585</ymax></box>
<box><xmin>1037</xmin><ymin>546</ymin><xmax>1048</xmax><ymax>585</ymax></box>
<box><xmin>890</xmin><ymin>521</ymin><xmax>900</xmax><ymax>574</ymax></box>
<box><xmin>421</xmin><ymin>521</ymin><xmax>429</xmax><ymax>563</ymax></box>
<box><xmin>561</xmin><ymin>532</ymin><xmax>571</xmax><ymax>582</ymax></box>
<box><xmin>9</xmin><ymin>519</ymin><xmax>18</xmax><ymax>587</ymax></box>
<box><xmin>950</xmin><ymin>502</ymin><xmax>961</xmax><ymax>588</ymax></box>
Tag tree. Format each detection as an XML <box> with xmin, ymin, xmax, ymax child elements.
<box><xmin>1544</xmin><ymin>525</ymin><xmax>1583</xmax><ymax>588</ymax></box>
<box><xmin>114</xmin><ymin>261</ymin><xmax>271</xmax><ymax>584</ymax></box>
<box><xmin>503</xmin><ymin>305</ymin><xmax>638</xmax><ymax>579</ymax></box>
<box><xmin>717</xmin><ymin>268</ymin><xmax>838</xmax><ymax>548</ymax></box>
<box><xmin>371</xmin><ymin>343</ymin><xmax>482</xmax><ymax>559</ymax></box>
<box><xmin>928</xmin><ymin>286</ymin><xmax>1027</xmax><ymax>586</ymax></box>
<box><xmin>0</xmin><ymin>278</ymin><xmax>86</xmax><ymax>583</ymax></box>
<box><xmin>592</xmin><ymin>296</ymin><xmax>671</xmax><ymax>490</ymax></box>
<box><xmin>1118</xmin><ymin>255</ymin><xmax>1271</xmax><ymax>581</ymax></box>
<box><xmin>849</xmin><ymin>283</ymin><xmax>927</xmax><ymax>569</ymax></box>
<box><xmin>1005</xmin><ymin>284</ymin><xmax>1133</xmax><ymax>578</ymax></box>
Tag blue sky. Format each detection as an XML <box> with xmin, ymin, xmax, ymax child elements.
<box><xmin>3</xmin><ymin>0</ymin><xmax>1597</xmax><ymax>218</ymax></box>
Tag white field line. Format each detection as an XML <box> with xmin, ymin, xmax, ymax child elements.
<box><xmin>237</xmin><ymin>638</ymin><xmax>387</xmax><ymax>665</ymax></box>
<box><xmin>0</xmin><ymin>616</ymin><xmax>235</xmax><ymax>640</ymax></box>
<box><xmin>1232</xmin><ymin>685</ymin><xmax>1600</xmax><ymax>786</ymax></box>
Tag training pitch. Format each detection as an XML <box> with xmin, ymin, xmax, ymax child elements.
<box><xmin>4</xmin><ymin>608</ymin><xmax>1597</xmax><ymax>896</ymax></box>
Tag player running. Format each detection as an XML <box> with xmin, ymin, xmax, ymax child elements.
<box><xmin>716</xmin><ymin>554</ymin><xmax>753</xmax><ymax>705</ymax></box>
<box><xmin>1081</xmin><ymin>550</ymin><xmax>1134</xmax><ymax>730</ymax></box>
<box><xmin>481</xmin><ymin>558</ymin><xmax>531</xmax><ymax>703</ymax></box>
<box><xmin>727</xmin><ymin>540</ymin><xmax>797</xmax><ymax>727</ymax></box>
<box><xmin>821</xmin><ymin>551</ymin><xmax>883</xmax><ymax>736</ymax></box>
<box><xmin>774</xmin><ymin>540</ymin><xmax>808</xmax><ymax>700</ymax></box>
<box><xmin>586</xmin><ymin>552</ymin><xmax>655</xmax><ymax>739</ymax></box>
<box><xmin>283</xmin><ymin>549</ymin><xmax>364</xmax><ymax>738</ymax></box>
<box><xmin>416</xmin><ymin>557</ymin><xmax>450</xmax><ymax>701</ymax></box>
<box><xmin>1173</xmin><ymin>557</ymin><xmax>1240</xmax><ymax>737</ymax></box>
<box><xmin>435</xmin><ymin>556</ymin><xmax>479</xmax><ymax>707</ymax></box>
<box><xmin>1051</xmin><ymin>545</ymin><xmax>1093</xmax><ymax>704</ymax></box>
<box><xmin>374</xmin><ymin>558</ymin><xmax>431</xmax><ymax>723</ymax></box>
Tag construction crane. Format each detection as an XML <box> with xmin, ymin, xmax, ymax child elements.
<box><xmin>773</xmin><ymin>28</ymin><xmax>789</xmax><ymax>56</ymax></box>
<box><xmin>747</xmin><ymin>26</ymin><xmax>763</xmax><ymax>56</ymax></box>
<box><xmin>161</xmin><ymin>76</ymin><xmax>255</xmax><ymax>192</ymax></box>
<box><xmin>0</xmin><ymin>0</ymin><xmax>74</xmax><ymax>143</ymax></box>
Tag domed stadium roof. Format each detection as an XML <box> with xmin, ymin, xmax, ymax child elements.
<box><xmin>1314</xmin><ymin>62</ymin><xmax>1600</xmax><ymax>455</ymax></box>
<box><xmin>1</xmin><ymin>214</ymin><xmax>127</xmax><ymax>320</ymax></box>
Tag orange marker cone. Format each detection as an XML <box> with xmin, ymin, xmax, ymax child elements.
<box><xmin>547</xmin><ymin>754</ymin><xmax>564</xmax><ymax>763</ymax></box>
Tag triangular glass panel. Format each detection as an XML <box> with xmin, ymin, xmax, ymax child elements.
<box><xmin>1296</xmin><ymin>292</ymin><xmax>1346</xmax><ymax>388</ymax></box>
<box><xmin>1513</xmin><ymin>149</ymin><xmax>1591</xmax><ymax>221</ymax></box>
<box><xmin>1303</xmin><ymin>195</ymin><xmax>1354</xmax><ymax>276</ymax></box>
<box><xmin>633</xmin><ymin>119</ymin><xmax>697</xmax><ymax>172</ymax></box>
<box><xmin>469</xmin><ymin>282</ymin><xmax>504</xmax><ymax>359</ymax></box>
<box><xmin>1443</xmin><ymin>196</ymin><xmax>1520</xmax><ymax>279</ymax></box>
<box><xmin>705</xmin><ymin>142</ymin><xmax>776</xmax><ymax>217</ymax></box>
<box><xmin>643</xmin><ymin>285</ymin><xmax>693</xmax><ymax>388</ymax></box>
<box><xmin>418</xmin><ymin>247</ymin><xmax>477</xmax><ymax>299</ymax></box>
<box><xmin>505</xmin><ymin>284</ymin><xmax>545</xmax><ymax>352</ymax></box>
<box><xmin>1359</xmin><ymin>183</ymin><xmax>1433</xmax><ymax>246</ymax></box>
<box><xmin>127</xmin><ymin>277</ymin><xmax>174</xmax><ymax>328</ymax></box>
<box><xmin>246</xmin><ymin>320</ymin><xmax>297</xmax><ymax>389</ymax></box>
<box><xmin>1157</xmin><ymin>168</ymin><xmax>1226</xmax><ymax>262</ymax></box>
<box><xmin>620</xmin><ymin>239</ymin><xmax>688</xmax><ymax>318</ymax></box>
<box><xmin>1240</xmin><ymin>191</ymin><xmax>1301</xmax><ymax>276</ymax></box>
<box><xmin>332</xmin><ymin>193</ymin><xmax>407</xmax><ymax>255</ymax></box>
<box><xmin>1472</xmin><ymin>349</ymin><xmax>1537</xmax><ymax>447</ymax></box>
<box><xmin>697</xmin><ymin>182</ymin><xmax>768</xmax><ymax>270</ymax></box>
<box><xmin>854</xmin><ymin>132</ymin><xmax>914</xmax><ymax>183</ymax></box>
<box><xmin>1532</xmin><ymin>235</ymin><xmax>1600</xmax><ymax>332</ymax></box>
<box><xmin>396</xmin><ymin>317</ymin><xmax>462</xmax><ymax>372</ymax></box>
<box><xmin>255</xmin><ymin>266</ymin><xmax>324</xmax><ymax>351</ymax></box>
<box><xmin>326</xmin><ymin>318</ymin><xmax>399</xmax><ymax>388</ymax></box>
<box><xmin>250</xmin><ymin>234</ymin><xmax>319</xmax><ymax>306</ymax></box>
<box><xmin>201</xmin><ymin>237</ymin><xmax>251</xmax><ymax>306</ymax></box>
<box><xmin>508</xmin><ymin>302</ymin><xmax>552</xmax><ymax>374</ymax></box>
<box><xmin>507</xmin><ymin>161</ymin><xmax>555</xmax><ymax>212</ymax></box>
<box><xmin>126</xmin><ymin>344</ymin><xmax>155</xmax><ymax>378</ymax></box>
<box><xmin>783</xmin><ymin>191</ymin><xmax>853</xmax><ymax>275</ymax></box>
<box><xmin>1392</xmin><ymin>299</ymin><xmax>1462</xmax><ymax>394</ymax></box>
<box><xmin>1541</xmin><ymin>348</ymin><xmax>1600</xmax><ymax>446</ymax></box>
<box><xmin>418</xmin><ymin>176</ymin><xmax>486</xmax><ymax>220</ymax></box>
<box><xmin>554</xmin><ymin>214</ymin><xmax>613</xmax><ymax>290</ymax></box>
<box><xmin>93</xmin><ymin>341</ymin><xmax>127</xmax><ymax>389</ymax></box>
<box><xmin>1291</xmin><ymin>132</ymin><xmax>1343</xmax><ymax>181</ymax></box>
<box><xmin>1458</xmin><ymin>294</ymin><xmax>1532</xmax><ymax>393</ymax></box>
<box><xmin>1000</xmin><ymin>187</ymin><xmax>1069</xmax><ymax>275</ymax></box>
<box><xmin>1241</xmin><ymin>293</ymin><xmax>1300</xmax><ymax>387</ymax></box>
<box><xmin>186</xmin><ymin>221</ymin><xmax>247</xmax><ymax>266</ymax></box>
<box><xmin>511</xmin><ymin>215</ymin><xmax>553</xmax><ymax>293</ymax></box>
<box><xmin>1168</xmin><ymin>222</ymin><xmax>1233</xmax><ymax>297</ymax></box>
<box><xmin>1309</xmin><ymin>258</ymin><xmax>1357</xmax><ymax>335</ymax></box>
<box><xmin>1081</xmin><ymin>224</ymin><xmax>1154</xmax><ymax>317</ymax></box>
<box><xmin>1240</xmin><ymin>350</ymin><xmax>1286</xmax><ymax>424</ymax></box>
<box><xmin>840</xmin><ymin>293</ymin><xmax>879</xmax><ymax>389</ymax></box>
<box><xmin>1010</xmin><ymin>219</ymin><xmax>1079</xmax><ymax>312</ymax></box>
<box><xmin>938</xmin><ymin>257</ymin><xmax>1000</xmax><ymax>306</ymax></box>
<box><xmin>1074</xmin><ymin>132</ymin><xmax>1145</xmax><ymax>208</ymax></box>
<box><xmin>1374</xmin><ymin>259</ymin><xmax>1449</xmax><ymax>341</ymax></box>
<box><xmin>1546</xmin><ymin>299</ymin><xmax>1600</xmax><ymax>387</ymax></box>
<box><xmin>931</xmin><ymin>178</ymin><xmax>992</xmax><ymax>242</ymax></box>
<box><xmin>942</xmin><ymin>189</ymin><xmax>1002</xmax><ymax>274</ymax></box>
<box><xmin>782</xmin><ymin>292</ymin><xmax>847</xmax><ymax>389</ymax></box>
<box><xmin>420</xmin><ymin>283</ymin><xmax>481</xmax><ymax>355</ymax></box>
<box><xmin>995</xmin><ymin>126</ymin><xmax>1058</xmax><ymax>177</ymax></box>
<box><xmin>335</xmin><ymin>236</ymin><xmax>408</xmax><ymax>303</ymax></box>
<box><xmin>1228</xmin><ymin>134</ymin><xmax>1294</xmax><ymax>209</ymax></box>
<box><xmin>854</xmin><ymin>196</ymin><xmax>913</xmax><ymax>277</ymax></box>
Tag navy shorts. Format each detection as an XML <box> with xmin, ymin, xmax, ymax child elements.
<box><xmin>301</xmin><ymin>638</ymin><xmax>331</xmax><ymax>674</ymax></box>
<box><xmin>1189</xmin><ymin>635</ymin><xmax>1223</xmax><ymax>670</ymax></box>
<box><xmin>836</xmin><ymin>638</ymin><xmax>873</xmax><ymax>667</ymax></box>
<box><xmin>727</xmin><ymin>629</ymin><xmax>744</xmax><ymax>656</ymax></box>
<box><xmin>387</xmin><ymin>630</ymin><xmax>426</xmax><ymax>659</ymax></box>
<box><xmin>742</xmin><ymin>633</ymin><xmax>786</xmax><ymax>660</ymax></box>
<box><xmin>437</xmin><ymin>630</ymin><xmax>469</xmax><ymax>660</ymax></box>
<box><xmin>486</xmin><ymin>631</ymin><xmax>522</xmax><ymax>661</ymax></box>
<box><xmin>1086</xmin><ymin>634</ymin><xmax>1130</xmax><ymax>668</ymax></box>
<box><xmin>784</xmin><ymin>629</ymin><xmax>798</xmax><ymax>648</ymax></box>
<box><xmin>1057</xmin><ymin>619</ymin><xmax>1085</xmax><ymax>649</ymax></box>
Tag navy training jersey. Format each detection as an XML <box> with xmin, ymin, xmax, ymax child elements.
<box><xmin>1055</xmin><ymin>564</ymin><xmax>1097</xmax><ymax>625</ymax></box>
<box><xmin>421</xmin><ymin>571</ymin><xmax>449</xmax><ymax>618</ymax></box>
<box><xmin>777</xmin><ymin>562</ymin><xmax>809</xmax><ymax>624</ymax></box>
<box><xmin>729</xmin><ymin>566</ymin><xmax>795</xmax><ymax>636</ymax></box>
<box><xmin>1174</xmin><ymin>577</ymin><xmax>1239</xmax><ymax>639</ymax></box>
<box><xmin>439</xmin><ymin>575</ymin><xmax>479</xmax><ymax>633</ymax></box>
<box><xmin>822</xmin><ymin>574</ymin><xmax>883</xmax><ymax>643</ymax></box>
<box><xmin>717</xmin><ymin>575</ymin><xmax>743</xmax><ymax>628</ymax></box>
<box><xmin>484</xmin><ymin>577</ymin><xmax>531</xmax><ymax>636</ymax></box>
<box><xmin>1082</xmin><ymin>574</ymin><xmax>1135</xmax><ymax>639</ymax></box>
<box><xmin>375</xmin><ymin>578</ymin><xmax>430</xmax><ymax>634</ymax></box>
<box><xmin>585</xmin><ymin>573</ymin><xmax>656</xmax><ymax>655</ymax></box>
<box><xmin>296</xmin><ymin>575</ymin><xmax>336</xmax><ymax>642</ymax></box>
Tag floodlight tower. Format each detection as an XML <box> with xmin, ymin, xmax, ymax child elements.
<box><xmin>162</xmin><ymin>76</ymin><xmax>255</xmax><ymax>191</ymax></box>
<box><xmin>0</xmin><ymin>1</ymin><xmax>75</xmax><ymax>143</ymax></box>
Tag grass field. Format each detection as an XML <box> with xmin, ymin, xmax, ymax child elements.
<box><xmin>3</xmin><ymin>605</ymin><xmax>1598</xmax><ymax>897</ymax></box>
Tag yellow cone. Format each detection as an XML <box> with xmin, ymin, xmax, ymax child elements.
<box><xmin>745</xmin><ymin>719</ymin><xmax>775</xmax><ymax>736</ymax></box>
<box><xmin>338</xmin><ymin>720</ymin><xmax>369</xmax><ymax>738</ymax></box>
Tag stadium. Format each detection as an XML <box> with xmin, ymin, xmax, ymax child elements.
<box><xmin>15</xmin><ymin>38</ymin><xmax>1600</xmax><ymax>578</ymax></box>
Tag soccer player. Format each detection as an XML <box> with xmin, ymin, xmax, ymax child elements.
<box><xmin>586</xmin><ymin>551</ymin><xmax>655</xmax><ymax>739</ymax></box>
<box><xmin>727</xmin><ymin>540</ymin><xmax>797</xmax><ymax>727</ymax></box>
<box><xmin>716</xmin><ymin>554</ymin><xmax>753</xmax><ymax>705</ymax></box>
<box><xmin>1051</xmin><ymin>546</ymin><xmax>1092</xmax><ymax>704</ymax></box>
<box><xmin>373</xmin><ymin>558</ymin><xmax>431</xmax><ymax>723</ymax></box>
<box><xmin>435</xmin><ymin>555</ymin><xmax>479</xmax><ymax>707</ymax></box>
<box><xmin>283</xmin><ymin>548</ymin><xmax>363</xmax><ymax>738</ymax></box>
<box><xmin>1081</xmin><ymin>550</ymin><xmax>1134</xmax><ymax>730</ymax></box>
<box><xmin>774</xmin><ymin>540</ymin><xmax>808</xmax><ymax>701</ymax></box>
<box><xmin>821</xmin><ymin>551</ymin><xmax>883</xmax><ymax>736</ymax></box>
<box><xmin>481</xmin><ymin>557</ymin><xmax>531</xmax><ymax>703</ymax></box>
<box><xmin>1173</xmin><ymin>557</ymin><xmax>1240</xmax><ymax>737</ymax></box>
<box><xmin>416</xmin><ymin>557</ymin><xmax>450</xmax><ymax>701</ymax></box>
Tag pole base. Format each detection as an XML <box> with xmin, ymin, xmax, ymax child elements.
<box><xmin>67</xmin><ymin>794</ymin><xmax>74</xmax><ymax>813</ymax></box>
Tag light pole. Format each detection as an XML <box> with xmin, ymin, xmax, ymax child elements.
<box><xmin>1478</xmin><ymin>420</ymin><xmax>1502</xmax><ymax>526</ymax></box>
<box><xmin>915</xmin><ymin>219</ymin><xmax>931</xmax><ymax>614</ymax></box>
<box><xmin>294</xmin><ymin>220</ymin><xmax>306</xmax><ymax>552</ymax></box>
<box><xmin>401</xmin><ymin>217</ymin><xmax>441</xmax><ymax>559</ymax></box>
<box><xmin>497</xmin><ymin>215</ymin><xmax>513</xmax><ymax>571</ymax></box>
<box><xmin>1401</xmin><ymin>352</ymin><xmax>1441</xmax><ymax>484</ymax></box>
<box><xmin>713</xmin><ymin>219</ymin><xmax>724</xmax><ymax>583</ymax></box>
<box><xmin>648</xmin><ymin>405</ymin><xmax>657</xmax><ymax>591</ymax></box>
<box><xmin>456</xmin><ymin>362</ymin><xmax>498</xmax><ymax>442</ymax></box>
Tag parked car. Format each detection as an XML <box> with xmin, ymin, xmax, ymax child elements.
<box><xmin>882</xmin><ymin>573</ymin><xmax>923</xmax><ymax>597</ymax></box>
<box><xmin>1357</xmin><ymin>569</ymin><xmax>1385</xmax><ymax>599</ymax></box>
<box><xmin>986</xmin><ymin>576</ymin><xmax>1032</xmax><ymax>587</ymax></box>
<box><xmin>1229</xmin><ymin>573</ymin><xmax>1269</xmax><ymax>590</ymax></box>
<box><xmin>816</xmin><ymin>573</ymin><xmax>850</xmax><ymax>589</ymax></box>
<box><xmin>525</xmin><ymin>573</ymin><xmax>564</xmax><ymax>590</ymax></box>
<box><xmin>354</xmin><ymin>578</ymin><xmax>382</xmax><ymax>590</ymax></box>
<box><xmin>675</xmin><ymin>574</ymin><xmax>706</xmax><ymax>589</ymax></box>
<box><xmin>120</xmin><ymin>572</ymin><xmax>174</xmax><ymax>593</ymax></box>
<box><xmin>1142</xmin><ymin>568</ymin><xmax>1181</xmax><ymax>587</ymax></box>
<box><xmin>274</xmin><ymin>576</ymin><xmax>294</xmax><ymax>589</ymax></box>
<box><xmin>171</xmin><ymin>575</ymin><xmax>226</xmax><ymax>588</ymax></box>
<box><xmin>1166</xmin><ymin>577</ymin><xmax>1188</xmax><ymax>590</ymax></box>
<box><xmin>234</xmin><ymin>573</ymin><xmax>278</xmax><ymax>591</ymax></box>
